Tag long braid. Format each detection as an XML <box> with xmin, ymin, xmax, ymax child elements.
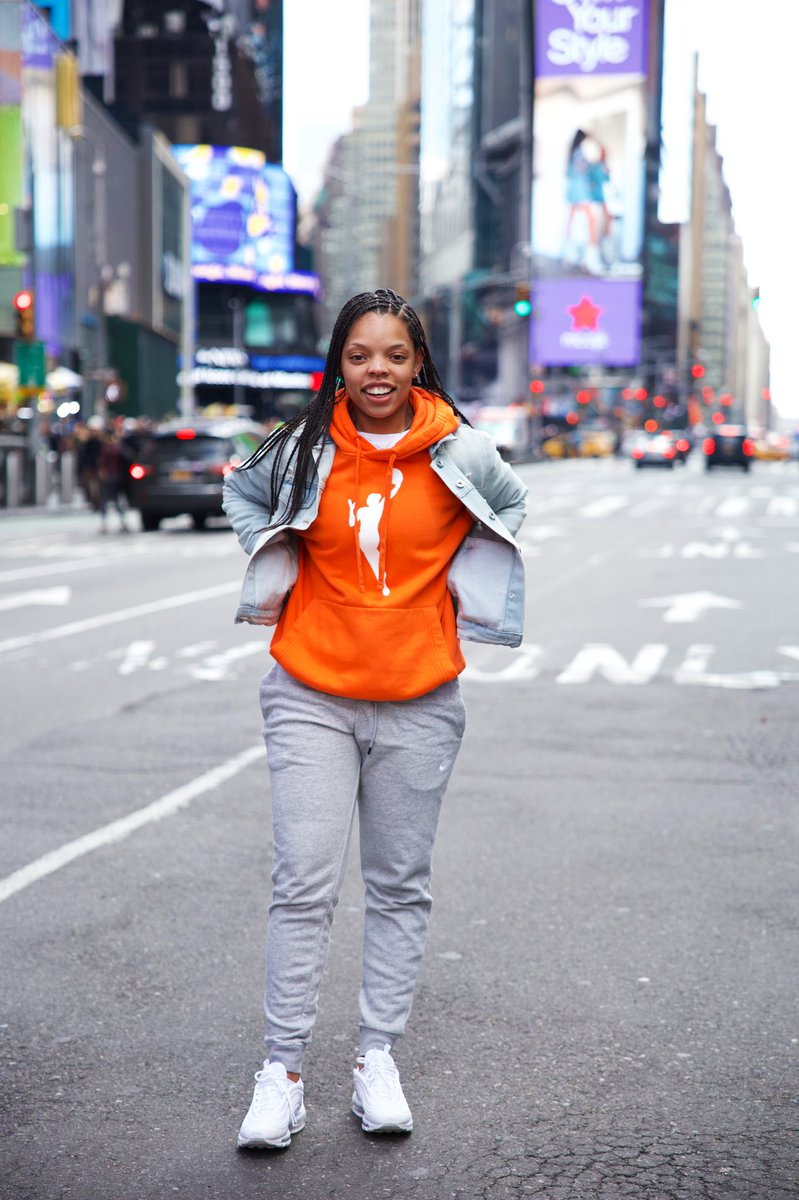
<box><xmin>235</xmin><ymin>288</ymin><xmax>470</xmax><ymax>526</ymax></box>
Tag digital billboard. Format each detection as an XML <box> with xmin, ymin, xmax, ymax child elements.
<box><xmin>530</xmin><ymin>0</ymin><xmax>651</xmax><ymax>368</ymax></box>
<box><xmin>172</xmin><ymin>144</ymin><xmax>296</xmax><ymax>285</ymax></box>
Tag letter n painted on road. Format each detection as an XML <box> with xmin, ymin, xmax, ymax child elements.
<box><xmin>556</xmin><ymin>643</ymin><xmax>668</xmax><ymax>685</ymax></box>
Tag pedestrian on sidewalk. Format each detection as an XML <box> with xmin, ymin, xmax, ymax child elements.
<box><xmin>223</xmin><ymin>288</ymin><xmax>528</xmax><ymax>1150</ymax></box>
<box><xmin>97</xmin><ymin>427</ymin><xmax>131</xmax><ymax>533</ymax></box>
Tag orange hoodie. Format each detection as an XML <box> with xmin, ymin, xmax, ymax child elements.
<box><xmin>270</xmin><ymin>389</ymin><xmax>474</xmax><ymax>700</ymax></box>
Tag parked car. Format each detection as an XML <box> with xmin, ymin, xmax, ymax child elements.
<box><xmin>127</xmin><ymin>417</ymin><xmax>266</xmax><ymax>530</ymax></box>
<box><xmin>702</xmin><ymin>425</ymin><xmax>755</xmax><ymax>472</ymax></box>
<box><xmin>629</xmin><ymin>431</ymin><xmax>679</xmax><ymax>468</ymax></box>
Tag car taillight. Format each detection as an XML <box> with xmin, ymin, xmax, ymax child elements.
<box><xmin>743</xmin><ymin>438</ymin><xmax>755</xmax><ymax>456</ymax></box>
<box><xmin>703</xmin><ymin>438</ymin><xmax>716</xmax><ymax>454</ymax></box>
<box><xmin>664</xmin><ymin>446</ymin><xmax>676</xmax><ymax>458</ymax></box>
<box><xmin>176</xmin><ymin>428</ymin><xmax>197</xmax><ymax>440</ymax></box>
<box><xmin>129</xmin><ymin>463</ymin><xmax>151</xmax><ymax>479</ymax></box>
<box><xmin>208</xmin><ymin>462</ymin><xmax>237</xmax><ymax>476</ymax></box>
<box><xmin>632</xmin><ymin>448</ymin><xmax>644</xmax><ymax>459</ymax></box>
<box><xmin>676</xmin><ymin>439</ymin><xmax>689</xmax><ymax>452</ymax></box>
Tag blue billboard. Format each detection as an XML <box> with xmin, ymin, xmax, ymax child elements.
<box><xmin>172</xmin><ymin>144</ymin><xmax>296</xmax><ymax>285</ymax></box>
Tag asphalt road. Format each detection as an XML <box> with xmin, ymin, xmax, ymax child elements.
<box><xmin>1</xmin><ymin>454</ymin><xmax>797</xmax><ymax>1200</ymax></box>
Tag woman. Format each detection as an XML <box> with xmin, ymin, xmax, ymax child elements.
<box><xmin>223</xmin><ymin>288</ymin><xmax>527</xmax><ymax>1150</ymax></box>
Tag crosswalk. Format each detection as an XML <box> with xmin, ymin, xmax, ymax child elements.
<box><xmin>524</xmin><ymin>485</ymin><xmax>799</xmax><ymax>522</ymax></box>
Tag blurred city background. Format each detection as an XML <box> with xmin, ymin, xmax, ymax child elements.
<box><xmin>0</xmin><ymin>0</ymin><xmax>794</xmax><ymax>512</ymax></box>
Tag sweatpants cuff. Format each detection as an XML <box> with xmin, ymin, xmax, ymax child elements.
<box><xmin>359</xmin><ymin>1027</ymin><xmax>397</xmax><ymax>1057</ymax></box>
<box><xmin>266</xmin><ymin>1042</ymin><xmax>305</xmax><ymax>1074</ymax></box>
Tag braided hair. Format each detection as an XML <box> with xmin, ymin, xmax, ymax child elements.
<box><xmin>236</xmin><ymin>287</ymin><xmax>470</xmax><ymax>527</ymax></box>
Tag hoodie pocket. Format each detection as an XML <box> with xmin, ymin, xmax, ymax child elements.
<box><xmin>272</xmin><ymin>598</ymin><xmax>459</xmax><ymax>700</ymax></box>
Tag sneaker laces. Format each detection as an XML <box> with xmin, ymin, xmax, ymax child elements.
<box><xmin>359</xmin><ymin>1049</ymin><xmax>401</xmax><ymax>1099</ymax></box>
<box><xmin>252</xmin><ymin>1066</ymin><xmax>289</xmax><ymax>1114</ymax></box>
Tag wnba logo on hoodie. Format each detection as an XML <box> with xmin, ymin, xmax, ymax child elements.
<box><xmin>347</xmin><ymin>469</ymin><xmax>404</xmax><ymax>596</ymax></box>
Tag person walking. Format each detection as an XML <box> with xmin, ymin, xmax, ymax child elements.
<box><xmin>223</xmin><ymin>288</ymin><xmax>528</xmax><ymax>1150</ymax></box>
<box><xmin>97</xmin><ymin>427</ymin><xmax>131</xmax><ymax>533</ymax></box>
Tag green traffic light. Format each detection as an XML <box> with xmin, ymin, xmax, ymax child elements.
<box><xmin>514</xmin><ymin>299</ymin><xmax>532</xmax><ymax>317</ymax></box>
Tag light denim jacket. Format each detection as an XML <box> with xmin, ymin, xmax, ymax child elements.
<box><xmin>222</xmin><ymin>423</ymin><xmax>528</xmax><ymax>646</ymax></box>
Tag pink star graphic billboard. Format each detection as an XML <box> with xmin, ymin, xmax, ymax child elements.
<box><xmin>530</xmin><ymin>278</ymin><xmax>642</xmax><ymax>367</ymax></box>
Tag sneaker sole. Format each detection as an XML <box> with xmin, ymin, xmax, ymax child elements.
<box><xmin>237</xmin><ymin>1117</ymin><xmax>305</xmax><ymax>1150</ymax></box>
<box><xmin>351</xmin><ymin>1100</ymin><xmax>412</xmax><ymax>1134</ymax></box>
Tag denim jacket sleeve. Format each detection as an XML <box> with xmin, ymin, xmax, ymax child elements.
<box><xmin>434</xmin><ymin>428</ymin><xmax>528</xmax><ymax>647</ymax></box>
<box><xmin>222</xmin><ymin>444</ymin><xmax>306</xmax><ymax>626</ymax></box>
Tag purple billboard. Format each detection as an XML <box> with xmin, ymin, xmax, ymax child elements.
<box><xmin>535</xmin><ymin>0</ymin><xmax>649</xmax><ymax>78</ymax></box>
<box><xmin>530</xmin><ymin>0</ymin><xmax>651</xmax><ymax>368</ymax></box>
<box><xmin>533</xmin><ymin>278</ymin><xmax>642</xmax><ymax>367</ymax></box>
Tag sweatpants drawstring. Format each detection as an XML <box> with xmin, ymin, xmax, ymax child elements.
<box><xmin>366</xmin><ymin>703</ymin><xmax>378</xmax><ymax>756</ymax></box>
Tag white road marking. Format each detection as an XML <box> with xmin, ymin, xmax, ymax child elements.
<box><xmin>555</xmin><ymin>643</ymin><xmax>667</xmax><ymax>685</ymax></box>
<box><xmin>190</xmin><ymin>641</ymin><xmax>268</xmax><ymax>681</ymax></box>
<box><xmin>639</xmin><ymin>591</ymin><xmax>743</xmax><ymax>623</ymax></box>
<box><xmin>463</xmin><ymin>643</ymin><xmax>543</xmax><ymax>682</ymax></box>
<box><xmin>629</xmin><ymin>498</ymin><xmax>667</xmax><ymax>518</ymax></box>
<box><xmin>767</xmin><ymin>496</ymin><xmax>797</xmax><ymax>517</ymax></box>
<box><xmin>0</xmin><ymin>585</ymin><xmax>72</xmax><ymax>612</ymax></box>
<box><xmin>715</xmin><ymin>497</ymin><xmax>749</xmax><ymax>518</ymax></box>
<box><xmin>117</xmin><ymin>641</ymin><xmax>160</xmax><ymax>675</ymax></box>
<box><xmin>0</xmin><ymin>557</ymin><xmax>111</xmax><ymax>584</ymax></box>
<box><xmin>0</xmin><ymin>744</ymin><xmax>264</xmax><ymax>906</ymax></box>
<box><xmin>681</xmin><ymin>542</ymin><xmax>729</xmax><ymax>559</ymax></box>
<box><xmin>0</xmin><ymin>580</ymin><xmax>240</xmax><ymax>655</ymax></box>
<box><xmin>577</xmin><ymin>495</ymin><xmax>628</xmax><ymax>518</ymax></box>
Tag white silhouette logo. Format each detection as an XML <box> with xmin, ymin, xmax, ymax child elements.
<box><xmin>348</xmin><ymin>468</ymin><xmax>404</xmax><ymax>595</ymax></box>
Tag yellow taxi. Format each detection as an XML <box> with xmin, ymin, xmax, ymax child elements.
<box><xmin>751</xmin><ymin>431</ymin><xmax>792</xmax><ymax>461</ymax></box>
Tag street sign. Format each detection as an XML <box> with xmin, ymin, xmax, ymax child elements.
<box><xmin>14</xmin><ymin>340</ymin><xmax>46</xmax><ymax>388</ymax></box>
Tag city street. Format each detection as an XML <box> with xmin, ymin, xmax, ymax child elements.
<box><xmin>1</xmin><ymin>455</ymin><xmax>797</xmax><ymax>1200</ymax></box>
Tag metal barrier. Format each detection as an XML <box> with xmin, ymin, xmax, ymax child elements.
<box><xmin>0</xmin><ymin>439</ymin><xmax>79</xmax><ymax>509</ymax></box>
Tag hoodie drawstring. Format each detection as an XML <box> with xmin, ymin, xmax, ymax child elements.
<box><xmin>352</xmin><ymin>440</ymin><xmax>367</xmax><ymax>593</ymax></box>
<box><xmin>377</xmin><ymin>452</ymin><xmax>398</xmax><ymax>596</ymax></box>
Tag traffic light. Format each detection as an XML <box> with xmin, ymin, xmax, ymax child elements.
<box><xmin>691</xmin><ymin>363</ymin><xmax>705</xmax><ymax>380</ymax></box>
<box><xmin>13</xmin><ymin>289</ymin><xmax>35</xmax><ymax>340</ymax></box>
<box><xmin>751</xmin><ymin>287</ymin><xmax>760</xmax><ymax>313</ymax></box>
<box><xmin>513</xmin><ymin>283</ymin><xmax>532</xmax><ymax>317</ymax></box>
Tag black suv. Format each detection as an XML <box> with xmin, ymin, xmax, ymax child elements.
<box><xmin>702</xmin><ymin>425</ymin><xmax>754</xmax><ymax>472</ymax></box>
<box><xmin>127</xmin><ymin>418</ymin><xmax>266</xmax><ymax>530</ymax></box>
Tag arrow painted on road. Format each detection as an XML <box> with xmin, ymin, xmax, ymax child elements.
<box><xmin>639</xmin><ymin>591</ymin><xmax>743</xmax><ymax>623</ymax></box>
<box><xmin>0</xmin><ymin>585</ymin><xmax>71</xmax><ymax>613</ymax></box>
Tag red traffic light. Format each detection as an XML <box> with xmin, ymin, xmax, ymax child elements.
<box><xmin>691</xmin><ymin>364</ymin><xmax>706</xmax><ymax>379</ymax></box>
<box><xmin>14</xmin><ymin>290</ymin><xmax>34</xmax><ymax>311</ymax></box>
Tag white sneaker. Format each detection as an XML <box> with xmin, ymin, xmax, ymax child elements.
<box><xmin>351</xmin><ymin>1045</ymin><xmax>413</xmax><ymax>1133</ymax></box>
<box><xmin>237</xmin><ymin>1061</ymin><xmax>306</xmax><ymax>1149</ymax></box>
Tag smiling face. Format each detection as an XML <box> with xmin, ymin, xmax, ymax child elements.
<box><xmin>340</xmin><ymin>312</ymin><xmax>424</xmax><ymax>434</ymax></box>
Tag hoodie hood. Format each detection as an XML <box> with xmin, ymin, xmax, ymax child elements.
<box><xmin>329</xmin><ymin>387</ymin><xmax>460</xmax><ymax>458</ymax></box>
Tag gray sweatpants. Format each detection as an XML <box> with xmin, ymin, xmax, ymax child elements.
<box><xmin>259</xmin><ymin>664</ymin><xmax>467</xmax><ymax>1073</ymax></box>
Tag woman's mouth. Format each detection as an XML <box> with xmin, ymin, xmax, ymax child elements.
<box><xmin>363</xmin><ymin>386</ymin><xmax>394</xmax><ymax>398</ymax></box>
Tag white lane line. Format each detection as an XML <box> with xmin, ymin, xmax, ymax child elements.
<box><xmin>0</xmin><ymin>744</ymin><xmax>263</xmax><ymax>905</ymax></box>
<box><xmin>0</xmin><ymin>580</ymin><xmax>241</xmax><ymax>655</ymax></box>
<box><xmin>577</xmin><ymin>495</ymin><xmax>628</xmax><ymax>518</ymax></box>
<box><xmin>0</xmin><ymin>557</ymin><xmax>114</xmax><ymax>584</ymax></box>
